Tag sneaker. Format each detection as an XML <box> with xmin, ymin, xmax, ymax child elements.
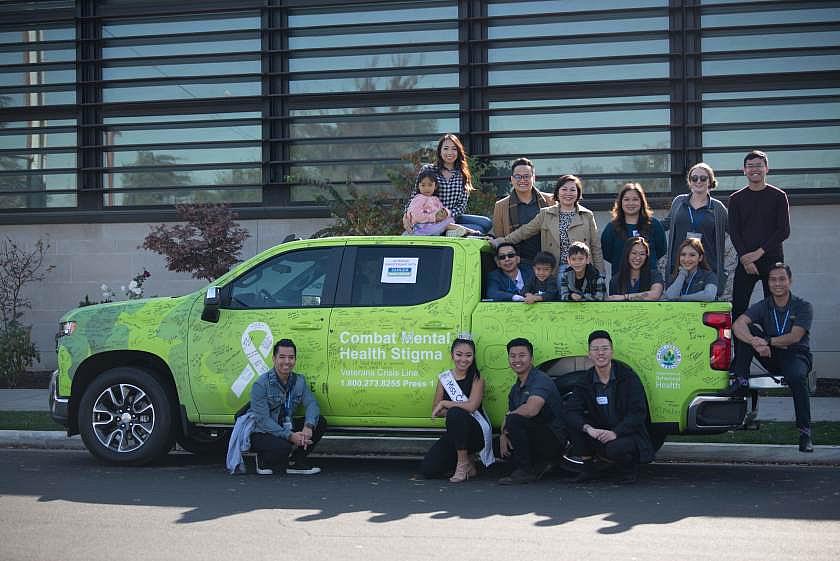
<box><xmin>286</xmin><ymin>458</ymin><xmax>321</xmax><ymax>475</ymax></box>
<box><xmin>799</xmin><ymin>434</ymin><xmax>814</xmax><ymax>453</ymax></box>
<box><xmin>254</xmin><ymin>454</ymin><xmax>273</xmax><ymax>475</ymax></box>
<box><xmin>498</xmin><ymin>468</ymin><xmax>536</xmax><ymax>485</ymax></box>
<box><xmin>445</xmin><ymin>224</ymin><xmax>469</xmax><ymax>237</ymax></box>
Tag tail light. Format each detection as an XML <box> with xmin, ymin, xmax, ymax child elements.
<box><xmin>703</xmin><ymin>311</ymin><xmax>731</xmax><ymax>371</ymax></box>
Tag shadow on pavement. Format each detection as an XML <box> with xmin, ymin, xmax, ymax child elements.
<box><xmin>3</xmin><ymin>449</ymin><xmax>839</xmax><ymax>533</ymax></box>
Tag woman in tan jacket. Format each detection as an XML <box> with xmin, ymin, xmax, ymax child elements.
<box><xmin>492</xmin><ymin>174</ymin><xmax>604</xmax><ymax>273</ymax></box>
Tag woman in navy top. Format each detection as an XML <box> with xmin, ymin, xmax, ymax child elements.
<box><xmin>601</xmin><ymin>183</ymin><xmax>666</xmax><ymax>273</ymax></box>
<box><xmin>607</xmin><ymin>237</ymin><xmax>664</xmax><ymax>301</ymax></box>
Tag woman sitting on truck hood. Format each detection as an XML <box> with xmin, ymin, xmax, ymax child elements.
<box><xmin>420</xmin><ymin>334</ymin><xmax>495</xmax><ymax>483</ymax></box>
<box><xmin>493</xmin><ymin>174</ymin><xmax>604</xmax><ymax>273</ymax></box>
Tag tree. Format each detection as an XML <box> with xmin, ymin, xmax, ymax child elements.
<box><xmin>142</xmin><ymin>203</ymin><xmax>250</xmax><ymax>282</ymax></box>
<box><xmin>119</xmin><ymin>150</ymin><xmax>192</xmax><ymax>206</ymax></box>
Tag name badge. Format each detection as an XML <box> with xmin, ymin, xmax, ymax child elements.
<box><xmin>686</xmin><ymin>231</ymin><xmax>703</xmax><ymax>241</ymax></box>
<box><xmin>596</xmin><ymin>395</ymin><xmax>609</xmax><ymax>405</ymax></box>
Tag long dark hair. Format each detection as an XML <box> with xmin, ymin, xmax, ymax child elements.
<box><xmin>672</xmin><ymin>238</ymin><xmax>711</xmax><ymax>278</ymax></box>
<box><xmin>414</xmin><ymin>169</ymin><xmax>440</xmax><ymax>197</ymax></box>
<box><xmin>436</xmin><ymin>133</ymin><xmax>474</xmax><ymax>192</ymax></box>
<box><xmin>611</xmin><ymin>182</ymin><xmax>653</xmax><ymax>239</ymax></box>
<box><xmin>616</xmin><ymin>236</ymin><xmax>651</xmax><ymax>294</ymax></box>
<box><xmin>451</xmin><ymin>336</ymin><xmax>480</xmax><ymax>383</ymax></box>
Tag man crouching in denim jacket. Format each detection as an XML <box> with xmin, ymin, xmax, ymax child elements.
<box><xmin>250</xmin><ymin>338</ymin><xmax>327</xmax><ymax>475</ymax></box>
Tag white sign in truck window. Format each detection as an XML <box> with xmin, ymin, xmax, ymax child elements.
<box><xmin>381</xmin><ymin>257</ymin><xmax>419</xmax><ymax>284</ymax></box>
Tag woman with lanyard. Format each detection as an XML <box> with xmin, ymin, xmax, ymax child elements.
<box><xmin>663</xmin><ymin>238</ymin><xmax>717</xmax><ymax>301</ymax></box>
<box><xmin>607</xmin><ymin>236</ymin><xmax>664</xmax><ymax>301</ymax></box>
<box><xmin>419</xmin><ymin>334</ymin><xmax>495</xmax><ymax>483</ymax></box>
<box><xmin>404</xmin><ymin>133</ymin><xmax>492</xmax><ymax>235</ymax></box>
<box><xmin>492</xmin><ymin>174</ymin><xmax>604</xmax><ymax>273</ymax></box>
<box><xmin>662</xmin><ymin>162</ymin><xmax>729</xmax><ymax>297</ymax></box>
<box><xmin>600</xmin><ymin>182</ymin><xmax>666</xmax><ymax>274</ymax></box>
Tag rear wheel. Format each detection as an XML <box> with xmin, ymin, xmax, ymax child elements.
<box><xmin>78</xmin><ymin>367</ymin><xmax>174</xmax><ymax>465</ymax></box>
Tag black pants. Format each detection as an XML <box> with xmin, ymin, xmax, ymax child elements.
<box><xmin>505</xmin><ymin>413</ymin><xmax>565</xmax><ymax>471</ymax></box>
<box><xmin>566</xmin><ymin>429</ymin><xmax>640</xmax><ymax>467</ymax></box>
<box><xmin>420</xmin><ymin>407</ymin><xmax>485</xmax><ymax>478</ymax></box>
<box><xmin>732</xmin><ymin>259</ymin><xmax>774</xmax><ymax>320</ymax></box>
<box><xmin>250</xmin><ymin>416</ymin><xmax>327</xmax><ymax>470</ymax></box>
<box><xmin>733</xmin><ymin>324</ymin><xmax>812</xmax><ymax>432</ymax></box>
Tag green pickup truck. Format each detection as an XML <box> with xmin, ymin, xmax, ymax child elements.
<box><xmin>51</xmin><ymin>236</ymin><xmax>747</xmax><ymax>464</ymax></box>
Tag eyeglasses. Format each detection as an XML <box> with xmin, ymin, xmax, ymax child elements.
<box><xmin>689</xmin><ymin>175</ymin><xmax>709</xmax><ymax>182</ymax></box>
<box><xmin>512</xmin><ymin>174</ymin><xmax>532</xmax><ymax>181</ymax></box>
<box><xmin>589</xmin><ymin>345</ymin><xmax>611</xmax><ymax>353</ymax></box>
<box><xmin>497</xmin><ymin>252</ymin><xmax>517</xmax><ymax>260</ymax></box>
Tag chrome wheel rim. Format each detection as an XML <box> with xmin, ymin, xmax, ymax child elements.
<box><xmin>91</xmin><ymin>383</ymin><xmax>155</xmax><ymax>453</ymax></box>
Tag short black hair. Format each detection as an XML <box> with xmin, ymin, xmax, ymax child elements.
<box><xmin>273</xmin><ymin>338</ymin><xmax>297</xmax><ymax>357</ymax></box>
<box><xmin>769</xmin><ymin>261</ymin><xmax>792</xmax><ymax>280</ymax></box>
<box><xmin>495</xmin><ymin>242</ymin><xmax>517</xmax><ymax>257</ymax></box>
<box><xmin>744</xmin><ymin>149</ymin><xmax>768</xmax><ymax>166</ymax></box>
<box><xmin>533</xmin><ymin>251</ymin><xmax>557</xmax><ymax>269</ymax></box>
<box><xmin>507</xmin><ymin>337</ymin><xmax>533</xmax><ymax>355</ymax></box>
<box><xmin>588</xmin><ymin>330</ymin><xmax>612</xmax><ymax>347</ymax></box>
<box><xmin>510</xmin><ymin>157</ymin><xmax>534</xmax><ymax>175</ymax></box>
<box><xmin>568</xmin><ymin>241</ymin><xmax>591</xmax><ymax>258</ymax></box>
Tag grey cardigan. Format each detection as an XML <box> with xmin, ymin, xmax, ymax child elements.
<box><xmin>662</xmin><ymin>194</ymin><xmax>729</xmax><ymax>295</ymax></box>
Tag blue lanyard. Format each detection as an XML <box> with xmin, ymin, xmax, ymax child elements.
<box><xmin>682</xmin><ymin>270</ymin><xmax>698</xmax><ymax>295</ymax></box>
<box><xmin>628</xmin><ymin>277</ymin><xmax>640</xmax><ymax>293</ymax></box>
<box><xmin>773</xmin><ymin>307</ymin><xmax>790</xmax><ymax>336</ymax></box>
<box><xmin>687</xmin><ymin>200</ymin><xmax>711</xmax><ymax>229</ymax></box>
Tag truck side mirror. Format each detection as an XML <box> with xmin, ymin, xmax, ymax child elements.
<box><xmin>201</xmin><ymin>286</ymin><xmax>221</xmax><ymax>323</ymax></box>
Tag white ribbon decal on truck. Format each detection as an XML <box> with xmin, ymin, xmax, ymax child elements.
<box><xmin>230</xmin><ymin>322</ymin><xmax>274</xmax><ymax>397</ymax></box>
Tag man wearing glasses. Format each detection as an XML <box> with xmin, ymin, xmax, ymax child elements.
<box><xmin>727</xmin><ymin>150</ymin><xmax>791</xmax><ymax>320</ymax></box>
<box><xmin>561</xmin><ymin>330</ymin><xmax>654</xmax><ymax>484</ymax></box>
<box><xmin>486</xmin><ymin>242</ymin><xmax>534</xmax><ymax>301</ymax></box>
<box><xmin>491</xmin><ymin>157</ymin><xmax>553</xmax><ymax>264</ymax></box>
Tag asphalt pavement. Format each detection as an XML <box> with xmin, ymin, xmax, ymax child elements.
<box><xmin>2</xmin><ymin>389</ymin><xmax>840</xmax><ymax>465</ymax></box>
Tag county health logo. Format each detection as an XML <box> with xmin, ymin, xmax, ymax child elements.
<box><xmin>656</xmin><ymin>343</ymin><xmax>682</xmax><ymax>369</ymax></box>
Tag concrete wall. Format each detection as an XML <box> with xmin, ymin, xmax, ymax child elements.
<box><xmin>4</xmin><ymin>205</ymin><xmax>837</xmax><ymax>378</ymax></box>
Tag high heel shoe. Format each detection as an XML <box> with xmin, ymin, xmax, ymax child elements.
<box><xmin>449</xmin><ymin>461</ymin><xmax>472</xmax><ymax>483</ymax></box>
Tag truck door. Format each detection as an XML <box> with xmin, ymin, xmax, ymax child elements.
<box><xmin>326</xmin><ymin>243</ymin><xmax>463</xmax><ymax>422</ymax></box>
<box><xmin>187</xmin><ymin>245</ymin><xmax>343</xmax><ymax>419</ymax></box>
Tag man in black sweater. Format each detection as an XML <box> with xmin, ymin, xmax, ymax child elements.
<box><xmin>561</xmin><ymin>330</ymin><xmax>653</xmax><ymax>483</ymax></box>
<box><xmin>727</xmin><ymin>150</ymin><xmax>791</xmax><ymax>320</ymax></box>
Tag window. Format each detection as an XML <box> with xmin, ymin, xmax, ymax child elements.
<box><xmin>227</xmin><ymin>247</ymin><xmax>342</xmax><ymax>309</ymax></box>
<box><xmin>345</xmin><ymin>246</ymin><xmax>453</xmax><ymax>307</ymax></box>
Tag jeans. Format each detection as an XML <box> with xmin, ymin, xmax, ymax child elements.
<box><xmin>250</xmin><ymin>416</ymin><xmax>328</xmax><ymax>470</ymax></box>
<box><xmin>504</xmin><ymin>413</ymin><xmax>565</xmax><ymax>471</ymax></box>
<box><xmin>419</xmin><ymin>407</ymin><xmax>485</xmax><ymax>478</ymax></box>
<box><xmin>733</xmin><ymin>324</ymin><xmax>812</xmax><ymax>432</ymax></box>
<box><xmin>456</xmin><ymin>214</ymin><xmax>492</xmax><ymax>234</ymax></box>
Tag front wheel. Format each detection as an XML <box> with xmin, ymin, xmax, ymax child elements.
<box><xmin>78</xmin><ymin>367</ymin><xmax>174</xmax><ymax>465</ymax></box>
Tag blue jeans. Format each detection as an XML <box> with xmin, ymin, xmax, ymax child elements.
<box><xmin>733</xmin><ymin>324</ymin><xmax>813</xmax><ymax>432</ymax></box>
<box><xmin>456</xmin><ymin>214</ymin><xmax>492</xmax><ymax>234</ymax></box>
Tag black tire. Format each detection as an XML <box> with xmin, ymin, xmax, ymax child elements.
<box><xmin>78</xmin><ymin>366</ymin><xmax>174</xmax><ymax>465</ymax></box>
<box><xmin>177</xmin><ymin>429</ymin><xmax>230</xmax><ymax>457</ymax></box>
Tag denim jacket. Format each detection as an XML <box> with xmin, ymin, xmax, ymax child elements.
<box><xmin>250</xmin><ymin>369</ymin><xmax>320</xmax><ymax>440</ymax></box>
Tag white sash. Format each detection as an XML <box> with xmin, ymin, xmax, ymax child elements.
<box><xmin>438</xmin><ymin>370</ymin><xmax>495</xmax><ymax>467</ymax></box>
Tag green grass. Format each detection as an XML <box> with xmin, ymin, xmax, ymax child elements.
<box><xmin>669</xmin><ymin>422</ymin><xmax>840</xmax><ymax>446</ymax></box>
<box><xmin>0</xmin><ymin>411</ymin><xmax>65</xmax><ymax>431</ymax></box>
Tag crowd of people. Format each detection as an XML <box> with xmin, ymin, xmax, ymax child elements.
<box><xmin>225</xmin><ymin>135</ymin><xmax>814</xmax><ymax>485</ymax></box>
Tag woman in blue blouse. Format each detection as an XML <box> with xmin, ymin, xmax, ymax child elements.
<box><xmin>600</xmin><ymin>183</ymin><xmax>666</xmax><ymax>274</ymax></box>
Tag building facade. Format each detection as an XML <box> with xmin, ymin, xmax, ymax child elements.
<box><xmin>1</xmin><ymin>0</ymin><xmax>838</xmax><ymax>373</ymax></box>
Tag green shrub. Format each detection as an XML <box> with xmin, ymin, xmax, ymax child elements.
<box><xmin>0</xmin><ymin>323</ymin><xmax>38</xmax><ymax>388</ymax></box>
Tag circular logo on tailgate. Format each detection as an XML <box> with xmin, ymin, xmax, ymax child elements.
<box><xmin>656</xmin><ymin>343</ymin><xmax>682</xmax><ymax>369</ymax></box>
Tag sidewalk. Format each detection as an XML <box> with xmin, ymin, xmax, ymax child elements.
<box><xmin>2</xmin><ymin>389</ymin><xmax>839</xmax><ymax>465</ymax></box>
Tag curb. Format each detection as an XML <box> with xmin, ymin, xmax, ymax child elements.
<box><xmin>1</xmin><ymin>431</ymin><xmax>840</xmax><ymax>465</ymax></box>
